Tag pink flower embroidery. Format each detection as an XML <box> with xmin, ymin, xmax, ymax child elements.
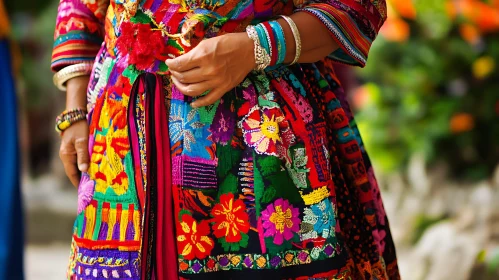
<box><xmin>261</xmin><ymin>198</ymin><xmax>300</xmax><ymax>245</ymax></box>
<box><xmin>372</xmin><ymin>229</ymin><xmax>386</xmax><ymax>254</ymax></box>
<box><xmin>240</xmin><ymin>106</ymin><xmax>286</xmax><ymax>156</ymax></box>
<box><xmin>77</xmin><ymin>174</ymin><xmax>95</xmax><ymax>214</ymax></box>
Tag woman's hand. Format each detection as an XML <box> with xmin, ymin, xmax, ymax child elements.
<box><xmin>59</xmin><ymin>76</ymin><xmax>90</xmax><ymax>187</ymax></box>
<box><xmin>166</xmin><ymin>32</ymin><xmax>256</xmax><ymax>108</ymax></box>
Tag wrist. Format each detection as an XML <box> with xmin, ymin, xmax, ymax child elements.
<box><xmin>55</xmin><ymin>108</ymin><xmax>87</xmax><ymax>134</ymax></box>
<box><xmin>66</xmin><ymin>76</ymin><xmax>89</xmax><ymax>110</ymax></box>
<box><xmin>245</xmin><ymin>26</ymin><xmax>271</xmax><ymax>71</ymax></box>
<box><xmin>238</xmin><ymin>32</ymin><xmax>257</xmax><ymax>71</ymax></box>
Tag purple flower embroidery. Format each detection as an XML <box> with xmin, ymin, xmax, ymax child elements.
<box><xmin>261</xmin><ymin>198</ymin><xmax>300</xmax><ymax>245</ymax></box>
<box><xmin>211</xmin><ymin>100</ymin><xmax>235</xmax><ymax>145</ymax></box>
<box><xmin>78</xmin><ymin>173</ymin><xmax>95</xmax><ymax>214</ymax></box>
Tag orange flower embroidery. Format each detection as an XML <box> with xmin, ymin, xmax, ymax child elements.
<box><xmin>211</xmin><ymin>193</ymin><xmax>250</xmax><ymax>243</ymax></box>
<box><xmin>177</xmin><ymin>214</ymin><xmax>214</xmax><ymax>260</ymax></box>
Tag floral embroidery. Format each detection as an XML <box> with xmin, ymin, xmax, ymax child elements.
<box><xmin>240</xmin><ymin>106</ymin><xmax>287</xmax><ymax>156</ymax></box>
<box><xmin>286</xmin><ymin>147</ymin><xmax>310</xmax><ymax>189</ymax></box>
<box><xmin>89</xmin><ymin>130</ymin><xmax>130</xmax><ymax>195</ymax></box>
<box><xmin>211</xmin><ymin>100</ymin><xmax>235</xmax><ymax>145</ymax></box>
<box><xmin>301</xmin><ymin>198</ymin><xmax>336</xmax><ymax>241</ymax></box>
<box><xmin>211</xmin><ymin>193</ymin><xmax>250</xmax><ymax>243</ymax></box>
<box><xmin>77</xmin><ymin>174</ymin><xmax>95</xmax><ymax>214</ymax></box>
<box><xmin>169</xmin><ymin>99</ymin><xmax>212</xmax><ymax>158</ymax></box>
<box><xmin>177</xmin><ymin>214</ymin><xmax>215</xmax><ymax>260</ymax></box>
<box><xmin>261</xmin><ymin>198</ymin><xmax>300</xmax><ymax>245</ymax></box>
<box><xmin>116</xmin><ymin>21</ymin><xmax>168</xmax><ymax>70</ymax></box>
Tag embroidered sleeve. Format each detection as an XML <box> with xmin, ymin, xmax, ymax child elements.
<box><xmin>51</xmin><ymin>0</ymin><xmax>109</xmax><ymax>71</ymax></box>
<box><xmin>298</xmin><ymin>0</ymin><xmax>387</xmax><ymax>67</ymax></box>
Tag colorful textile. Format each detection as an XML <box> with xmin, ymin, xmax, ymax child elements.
<box><xmin>51</xmin><ymin>0</ymin><xmax>108</xmax><ymax>70</ymax></box>
<box><xmin>51</xmin><ymin>0</ymin><xmax>399</xmax><ymax>279</ymax></box>
<box><xmin>299</xmin><ymin>0</ymin><xmax>387</xmax><ymax>66</ymax></box>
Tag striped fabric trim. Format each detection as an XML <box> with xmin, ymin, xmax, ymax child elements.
<box><xmin>51</xmin><ymin>32</ymin><xmax>102</xmax><ymax>71</ymax></box>
<box><xmin>300</xmin><ymin>4</ymin><xmax>376</xmax><ymax>67</ymax></box>
<box><xmin>332</xmin><ymin>0</ymin><xmax>383</xmax><ymax>28</ymax></box>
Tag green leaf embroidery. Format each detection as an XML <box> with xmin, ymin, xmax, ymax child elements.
<box><xmin>261</xmin><ymin>187</ymin><xmax>276</xmax><ymax>203</ymax></box>
<box><xmin>219</xmin><ymin>173</ymin><xmax>238</xmax><ymax>197</ymax></box>
<box><xmin>122</xmin><ymin>65</ymin><xmax>141</xmax><ymax>83</ymax></box>
<box><xmin>130</xmin><ymin>11</ymin><xmax>152</xmax><ymax>24</ymax></box>
<box><xmin>257</xmin><ymin>156</ymin><xmax>281</xmax><ymax>177</ymax></box>
<box><xmin>178</xmin><ymin>209</ymin><xmax>191</xmax><ymax>221</ymax></box>
<box><xmin>198</xmin><ymin>99</ymin><xmax>220</xmax><ymax>124</ymax></box>
<box><xmin>218</xmin><ymin>233</ymin><xmax>249</xmax><ymax>252</ymax></box>
<box><xmin>239</xmin><ymin>232</ymin><xmax>249</xmax><ymax>248</ymax></box>
<box><xmin>264</xmin><ymin>237</ymin><xmax>292</xmax><ymax>254</ymax></box>
<box><xmin>158</xmin><ymin>61</ymin><xmax>168</xmax><ymax>72</ymax></box>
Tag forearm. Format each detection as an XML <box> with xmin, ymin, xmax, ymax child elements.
<box><xmin>278</xmin><ymin>12</ymin><xmax>339</xmax><ymax>64</ymax></box>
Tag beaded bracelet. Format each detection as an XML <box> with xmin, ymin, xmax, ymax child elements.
<box><xmin>55</xmin><ymin>108</ymin><xmax>87</xmax><ymax>134</ymax></box>
<box><xmin>254</xmin><ymin>24</ymin><xmax>272</xmax><ymax>64</ymax></box>
<box><xmin>245</xmin><ymin>26</ymin><xmax>271</xmax><ymax>71</ymax></box>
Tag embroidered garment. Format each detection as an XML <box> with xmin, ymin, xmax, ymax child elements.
<box><xmin>51</xmin><ymin>0</ymin><xmax>400</xmax><ymax>279</ymax></box>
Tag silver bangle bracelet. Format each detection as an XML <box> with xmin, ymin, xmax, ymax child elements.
<box><xmin>279</xmin><ymin>15</ymin><xmax>302</xmax><ymax>65</ymax></box>
<box><xmin>53</xmin><ymin>62</ymin><xmax>94</xmax><ymax>91</ymax></box>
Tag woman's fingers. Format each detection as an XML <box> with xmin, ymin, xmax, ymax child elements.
<box><xmin>167</xmin><ymin>34</ymin><xmax>253</xmax><ymax>107</ymax></box>
<box><xmin>75</xmin><ymin>137</ymin><xmax>89</xmax><ymax>172</ymax></box>
<box><xmin>166</xmin><ymin>51</ymin><xmax>198</xmax><ymax>72</ymax></box>
<box><xmin>170</xmin><ymin>68</ymin><xmax>207</xmax><ymax>84</ymax></box>
<box><xmin>59</xmin><ymin>140</ymin><xmax>80</xmax><ymax>187</ymax></box>
<box><xmin>171</xmin><ymin>76</ymin><xmax>214</xmax><ymax>97</ymax></box>
<box><xmin>58</xmin><ymin>120</ymin><xmax>89</xmax><ymax>188</ymax></box>
<box><xmin>166</xmin><ymin>39</ymin><xmax>209</xmax><ymax>72</ymax></box>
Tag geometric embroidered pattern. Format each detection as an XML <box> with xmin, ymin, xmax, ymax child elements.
<box><xmin>178</xmin><ymin>242</ymin><xmax>341</xmax><ymax>274</ymax></box>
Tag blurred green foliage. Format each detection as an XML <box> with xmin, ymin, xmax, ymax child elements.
<box><xmin>355</xmin><ymin>0</ymin><xmax>499</xmax><ymax>181</ymax></box>
<box><xmin>488</xmin><ymin>249</ymin><xmax>499</xmax><ymax>276</ymax></box>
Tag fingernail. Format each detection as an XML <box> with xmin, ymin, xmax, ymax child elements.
<box><xmin>78</xmin><ymin>163</ymin><xmax>88</xmax><ymax>172</ymax></box>
<box><xmin>190</xmin><ymin>102</ymin><xmax>198</xmax><ymax>108</ymax></box>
